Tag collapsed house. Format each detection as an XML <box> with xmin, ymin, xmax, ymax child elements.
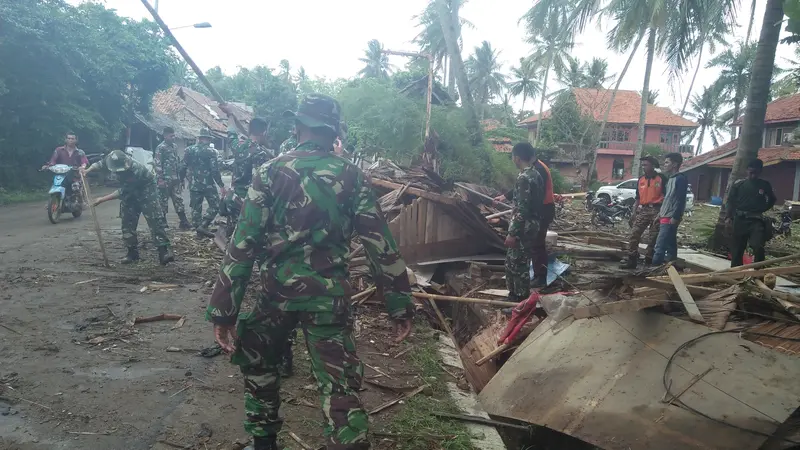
<box><xmin>364</xmin><ymin>160</ymin><xmax>800</xmax><ymax>450</ymax></box>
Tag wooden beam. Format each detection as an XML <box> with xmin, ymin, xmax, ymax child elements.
<box><xmin>412</xmin><ymin>292</ymin><xmax>517</xmax><ymax>307</ymax></box>
<box><xmin>370</xmin><ymin>178</ymin><xmax>458</xmax><ymax>205</ymax></box>
<box><xmin>716</xmin><ymin>252</ymin><xmax>800</xmax><ymax>274</ymax></box>
<box><xmin>668</xmin><ymin>266</ymin><xmax>705</xmax><ymax>323</ymax></box>
<box><xmin>650</xmin><ymin>265</ymin><xmax>800</xmax><ymax>284</ymax></box>
<box><xmin>626</xmin><ymin>278</ymin><xmax>717</xmax><ymax>297</ymax></box>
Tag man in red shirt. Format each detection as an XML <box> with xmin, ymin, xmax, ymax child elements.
<box><xmin>42</xmin><ymin>132</ymin><xmax>89</xmax><ymax>169</ymax></box>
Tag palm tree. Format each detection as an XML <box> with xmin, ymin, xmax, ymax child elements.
<box><xmin>521</xmin><ymin>0</ymin><xmax>576</xmax><ymax>144</ymax></box>
<box><xmin>296</xmin><ymin>66</ymin><xmax>308</xmax><ymax>84</ymax></box>
<box><xmin>678</xmin><ymin>3</ymin><xmax>730</xmax><ymax>116</ymax></box>
<box><xmin>556</xmin><ymin>55</ymin><xmax>586</xmax><ymax>89</ymax></box>
<box><xmin>358</xmin><ymin>39</ymin><xmax>392</xmax><ymax>79</ymax></box>
<box><xmin>707</xmin><ymin>42</ymin><xmax>757</xmax><ymax>139</ymax></box>
<box><xmin>684</xmin><ymin>85</ymin><xmax>725</xmax><ymax>155</ymax></box>
<box><xmin>583</xmin><ymin>58</ymin><xmax>613</xmax><ymax>88</ymax></box>
<box><xmin>508</xmin><ymin>58</ymin><xmax>541</xmax><ymax>115</ymax></box>
<box><xmin>278</xmin><ymin>59</ymin><xmax>291</xmax><ymax>82</ymax></box>
<box><xmin>435</xmin><ymin>0</ymin><xmax>481</xmax><ymax>144</ymax></box>
<box><xmin>466</xmin><ymin>41</ymin><xmax>507</xmax><ymax>119</ymax></box>
<box><xmin>639</xmin><ymin>89</ymin><xmax>660</xmax><ymax>104</ymax></box>
<box><xmin>414</xmin><ymin>0</ymin><xmax>471</xmax><ymax>97</ymax></box>
<box><xmin>710</xmin><ymin>0</ymin><xmax>785</xmax><ymax>250</ymax></box>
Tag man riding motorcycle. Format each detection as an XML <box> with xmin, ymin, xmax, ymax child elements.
<box><xmin>41</xmin><ymin>132</ymin><xmax>89</xmax><ymax>203</ymax></box>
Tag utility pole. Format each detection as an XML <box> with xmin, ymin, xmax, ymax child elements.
<box><xmin>154</xmin><ymin>0</ymin><xmax>159</xmax><ymax>13</ymax></box>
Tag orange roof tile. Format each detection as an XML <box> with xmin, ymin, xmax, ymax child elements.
<box><xmin>519</xmin><ymin>88</ymin><xmax>697</xmax><ymax>128</ymax></box>
<box><xmin>733</xmin><ymin>93</ymin><xmax>800</xmax><ymax>125</ymax></box>
<box><xmin>150</xmin><ymin>85</ymin><xmax>256</xmax><ymax>136</ymax></box>
<box><xmin>489</xmin><ymin>138</ymin><xmax>513</xmax><ymax>153</ymax></box>
<box><xmin>708</xmin><ymin>146</ymin><xmax>800</xmax><ymax>168</ymax></box>
<box><xmin>680</xmin><ymin>139</ymin><xmax>739</xmax><ymax>172</ymax></box>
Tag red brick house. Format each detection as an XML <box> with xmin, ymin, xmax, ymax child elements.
<box><xmin>517</xmin><ymin>88</ymin><xmax>698</xmax><ymax>183</ymax></box>
<box><xmin>681</xmin><ymin>93</ymin><xmax>800</xmax><ymax>203</ymax></box>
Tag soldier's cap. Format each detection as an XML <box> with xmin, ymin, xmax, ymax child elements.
<box><xmin>198</xmin><ymin>127</ymin><xmax>213</xmax><ymax>139</ymax></box>
<box><xmin>105</xmin><ymin>150</ymin><xmax>132</xmax><ymax>173</ymax></box>
<box><xmin>283</xmin><ymin>94</ymin><xmax>341</xmax><ymax>135</ymax></box>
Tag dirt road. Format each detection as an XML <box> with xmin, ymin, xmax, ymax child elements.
<box><xmin>0</xmin><ymin>191</ymin><xmax>435</xmax><ymax>450</ymax></box>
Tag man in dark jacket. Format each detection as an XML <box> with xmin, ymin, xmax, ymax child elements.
<box><xmin>651</xmin><ymin>153</ymin><xmax>688</xmax><ymax>266</ymax></box>
<box><xmin>725</xmin><ymin>159</ymin><xmax>776</xmax><ymax>266</ymax></box>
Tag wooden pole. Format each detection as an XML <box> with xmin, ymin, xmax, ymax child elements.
<box><xmin>412</xmin><ymin>292</ymin><xmax>517</xmax><ymax>307</ymax></box>
<box><xmin>138</xmin><ymin>0</ymin><xmax>226</xmax><ymax>104</ymax></box>
<box><xmin>80</xmin><ymin>171</ymin><xmax>110</xmax><ymax>267</ymax></box>
<box><xmin>486</xmin><ymin>210</ymin><xmax>512</xmax><ymax>219</ymax></box>
<box><xmin>425</xmin><ymin>54</ymin><xmax>434</xmax><ymax>140</ymax></box>
<box><xmin>716</xmin><ymin>252</ymin><xmax>800</xmax><ymax>274</ymax></box>
<box><xmin>454</xmin><ymin>182</ymin><xmax>512</xmax><ymax>209</ymax></box>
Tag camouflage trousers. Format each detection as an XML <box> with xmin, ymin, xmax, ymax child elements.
<box><xmin>626</xmin><ymin>206</ymin><xmax>660</xmax><ymax>260</ymax></box>
<box><xmin>158</xmin><ymin>180</ymin><xmax>185</xmax><ymax>215</ymax></box>
<box><xmin>189</xmin><ymin>186</ymin><xmax>220</xmax><ymax>228</ymax></box>
<box><xmin>506</xmin><ymin>236</ymin><xmax>535</xmax><ymax>303</ymax></box>
<box><xmin>120</xmin><ymin>184</ymin><xmax>170</xmax><ymax>249</ymax></box>
<box><xmin>232</xmin><ymin>294</ymin><xmax>368</xmax><ymax>449</ymax></box>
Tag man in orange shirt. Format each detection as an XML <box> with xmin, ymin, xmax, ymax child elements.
<box><xmin>621</xmin><ymin>156</ymin><xmax>667</xmax><ymax>269</ymax></box>
<box><xmin>495</xmin><ymin>147</ymin><xmax>554</xmax><ymax>287</ymax></box>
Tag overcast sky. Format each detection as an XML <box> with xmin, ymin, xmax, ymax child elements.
<box><xmin>92</xmin><ymin>0</ymin><xmax>796</xmax><ymax>154</ymax></box>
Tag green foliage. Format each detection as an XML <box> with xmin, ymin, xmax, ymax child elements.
<box><xmin>484</xmin><ymin>127</ymin><xmax>528</xmax><ymax>143</ymax></box>
<box><xmin>537</xmin><ymin>91</ymin><xmax>598</xmax><ymax>162</ymax></box>
<box><xmin>642</xmin><ymin>144</ymin><xmax>664</xmax><ymax>161</ymax></box>
<box><xmin>549</xmin><ymin>167</ymin><xmax>570</xmax><ymax>194</ymax></box>
<box><xmin>0</xmin><ymin>0</ymin><xmax>177</xmax><ymax>188</ymax></box>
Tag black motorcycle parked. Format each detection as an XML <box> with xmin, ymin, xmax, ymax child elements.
<box><xmin>591</xmin><ymin>196</ymin><xmax>634</xmax><ymax>227</ymax></box>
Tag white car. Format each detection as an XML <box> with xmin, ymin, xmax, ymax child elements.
<box><xmin>596</xmin><ymin>178</ymin><xmax>694</xmax><ymax>213</ymax></box>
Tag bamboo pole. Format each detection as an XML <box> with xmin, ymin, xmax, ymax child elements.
<box><xmin>412</xmin><ymin>292</ymin><xmax>517</xmax><ymax>307</ymax></box>
<box><xmin>454</xmin><ymin>182</ymin><xmax>512</xmax><ymax>209</ymax></box>
<box><xmin>80</xmin><ymin>171</ymin><xmax>110</xmax><ymax>267</ymax></box>
<box><xmin>716</xmin><ymin>252</ymin><xmax>800</xmax><ymax>274</ymax></box>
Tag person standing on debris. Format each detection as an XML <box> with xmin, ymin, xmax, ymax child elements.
<box><xmin>504</xmin><ymin>142</ymin><xmax>545</xmax><ymax>303</ymax></box>
<box><xmin>725</xmin><ymin>159</ymin><xmax>777</xmax><ymax>266</ymax></box>
<box><xmin>83</xmin><ymin>151</ymin><xmax>175</xmax><ymax>265</ymax></box>
<box><xmin>495</xmin><ymin>145</ymin><xmax>552</xmax><ymax>287</ymax></box>
<box><xmin>206</xmin><ymin>94</ymin><xmax>413</xmax><ymax>450</ymax></box>
<box><xmin>651</xmin><ymin>153</ymin><xmax>688</xmax><ymax>266</ymax></box>
<box><xmin>621</xmin><ymin>156</ymin><xmax>667</xmax><ymax>269</ymax></box>
<box><xmin>182</xmin><ymin>127</ymin><xmax>224</xmax><ymax>237</ymax></box>
<box><xmin>154</xmin><ymin>127</ymin><xmax>192</xmax><ymax>230</ymax></box>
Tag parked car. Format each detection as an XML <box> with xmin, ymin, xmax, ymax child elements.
<box><xmin>595</xmin><ymin>178</ymin><xmax>694</xmax><ymax>214</ymax></box>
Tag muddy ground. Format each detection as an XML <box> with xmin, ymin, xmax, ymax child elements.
<box><xmin>0</xmin><ymin>190</ymin><xmax>468</xmax><ymax>450</ymax></box>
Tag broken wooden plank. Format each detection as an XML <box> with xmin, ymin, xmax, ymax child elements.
<box><xmin>475</xmin><ymin>343</ymin><xmax>512</xmax><ymax>366</ymax></box>
<box><xmin>368</xmin><ymin>385</ymin><xmax>426</xmax><ymax>415</ymax></box>
<box><xmin>586</xmin><ymin>237</ymin><xmax>628</xmax><ymax>251</ymax></box>
<box><xmin>371</xmin><ymin>178</ymin><xmax>458</xmax><ymax>205</ymax></box>
<box><xmin>625</xmin><ymin>278</ymin><xmax>717</xmax><ymax>297</ymax></box>
<box><xmin>753</xmin><ymin>279</ymin><xmax>800</xmax><ymax>314</ymax></box>
<box><xmin>651</xmin><ymin>265</ymin><xmax>800</xmax><ymax>284</ymax></box>
<box><xmin>667</xmin><ymin>266</ymin><xmax>705</xmax><ymax>323</ymax></box>
<box><xmin>717</xmin><ymin>252</ymin><xmax>800</xmax><ymax>274</ymax></box>
<box><xmin>573</xmin><ymin>298</ymin><xmax>668</xmax><ymax>319</ymax></box>
<box><xmin>133</xmin><ymin>314</ymin><xmax>183</xmax><ymax>325</ymax></box>
<box><xmin>412</xmin><ymin>292</ymin><xmax>517</xmax><ymax>307</ymax></box>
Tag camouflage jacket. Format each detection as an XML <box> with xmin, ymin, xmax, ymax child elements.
<box><xmin>207</xmin><ymin>140</ymin><xmax>414</xmax><ymax>326</ymax></box>
<box><xmin>182</xmin><ymin>143</ymin><xmax>222</xmax><ymax>191</ymax></box>
<box><xmin>228</xmin><ymin>131</ymin><xmax>274</xmax><ymax>192</ymax></box>
<box><xmin>153</xmin><ymin>141</ymin><xmax>181</xmax><ymax>185</ymax></box>
<box><xmin>278</xmin><ymin>136</ymin><xmax>297</xmax><ymax>155</ymax></box>
<box><xmin>508</xmin><ymin>165</ymin><xmax>544</xmax><ymax>239</ymax></box>
<box><xmin>88</xmin><ymin>158</ymin><xmax>156</xmax><ymax>197</ymax></box>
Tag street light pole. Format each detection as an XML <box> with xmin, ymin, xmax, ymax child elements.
<box><xmin>154</xmin><ymin>0</ymin><xmax>159</xmax><ymax>13</ymax></box>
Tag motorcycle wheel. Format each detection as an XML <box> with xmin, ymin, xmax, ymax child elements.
<box><xmin>47</xmin><ymin>194</ymin><xmax>62</xmax><ymax>224</ymax></box>
<box><xmin>72</xmin><ymin>209</ymin><xmax>83</xmax><ymax>218</ymax></box>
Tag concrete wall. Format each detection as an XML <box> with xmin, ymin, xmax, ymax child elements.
<box><xmin>763</xmin><ymin>162</ymin><xmax>797</xmax><ymax>202</ymax></box>
<box><xmin>595</xmin><ymin>154</ymin><xmax>633</xmax><ymax>183</ymax></box>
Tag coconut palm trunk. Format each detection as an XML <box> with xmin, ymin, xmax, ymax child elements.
<box><xmin>435</xmin><ymin>0</ymin><xmax>481</xmax><ymax>143</ymax></box>
<box><xmin>586</xmin><ymin>28</ymin><xmax>645</xmax><ymax>188</ymax></box>
<box><xmin>709</xmin><ymin>0</ymin><xmax>784</xmax><ymax>250</ymax></box>
<box><xmin>681</xmin><ymin>45</ymin><xmax>704</xmax><ymax>116</ymax></box>
<box><xmin>534</xmin><ymin>50</ymin><xmax>553</xmax><ymax>145</ymax></box>
<box><xmin>695</xmin><ymin>125</ymin><xmax>707</xmax><ymax>156</ymax></box>
<box><xmin>632</xmin><ymin>26</ymin><xmax>657</xmax><ymax>178</ymax></box>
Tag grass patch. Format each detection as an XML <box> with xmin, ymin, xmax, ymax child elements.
<box><xmin>0</xmin><ymin>189</ymin><xmax>47</xmax><ymax>206</ymax></box>
<box><xmin>382</xmin><ymin>324</ymin><xmax>477</xmax><ymax>450</ymax></box>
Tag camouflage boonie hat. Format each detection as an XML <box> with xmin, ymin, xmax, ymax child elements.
<box><xmin>105</xmin><ymin>150</ymin><xmax>132</xmax><ymax>173</ymax></box>
<box><xmin>283</xmin><ymin>93</ymin><xmax>341</xmax><ymax>135</ymax></box>
<box><xmin>198</xmin><ymin>127</ymin><xmax>213</xmax><ymax>138</ymax></box>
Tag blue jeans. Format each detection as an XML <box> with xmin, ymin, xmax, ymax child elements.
<box><xmin>651</xmin><ymin>222</ymin><xmax>678</xmax><ymax>265</ymax></box>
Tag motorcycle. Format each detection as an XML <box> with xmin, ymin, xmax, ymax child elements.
<box><xmin>43</xmin><ymin>164</ymin><xmax>83</xmax><ymax>224</ymax></box>
<box><xmin>590</xmin><ymin>195</ymin><xmax>633</xmax><ymax>227</ymax></box>
<box><xmin>771</xmin><ymin>210</ymin><xmax>793</xmax><ymax>238</ymax></box>
<box><xmin>584</xmin><ymin>191</ymin><xmax>595</xmax><ymax>212</ymax></box>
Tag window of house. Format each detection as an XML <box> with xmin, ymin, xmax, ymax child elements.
<box><xmin>765</xmin><ymin>128</ymin><xmax>785</xmax><ymax>146</ymax></box>
<box><xmin>602</xmin><ymin>127</ymin><xmax>631</xmax><ymax>142</ymax></box>
<box><xmin>612</xmin><ymin>159</ymin><xmax>625</xmax><ymax>179</ymax></box>
<box><xmin>660</xmin><ymin>128</ymin><xmax>681</xmax><ymax>145</ymax></box>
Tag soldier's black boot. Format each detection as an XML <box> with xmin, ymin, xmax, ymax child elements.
<box><xmin>158</xmin><ymin>246</ymin><xmax>175</xmax><ymax>265</ymax></box>
<box><xmin>196</xmin><ymin>220</ymin><xmax>214</xmax><ymax>238</ymax></box>
<box><xmin>245</xmin><ymin>436</ymin><xmax>278</xmax><ymax>450</ymax></box>
<box><xmin>177</xmin><ymin>212</ymin><xmax>192</xmax><ymax>230</ymax></box>
<box><xmin>120</xmin><ymin>248</ymin><xmax>139</xmax><ymax>264</ymax></box>
<box><xmin>280</xmin><ymin>349</ymin><xmax>294</xmax><ymax>378</ymax></box>
<box><xmin>619</xmin><ymin>256</ymin><xmax>637</xmax><ymax>269</ymax></box>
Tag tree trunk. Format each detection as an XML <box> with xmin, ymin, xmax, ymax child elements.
<box><xmin>448</xmin><ymin>57</ymin><xmax>456</xmax><ymax>98</ymax></box>
<box><xmin>521</xmin><ymin>91</ymin><xmax>527</xmax><ymax>117</ymax></box>
<box><xmin>695</xmin><ymin>125</ymin><xmax>706</xmax><ymax>156</ymax></box>
<box><xmin>731</xmin><ymin>98</ymin><xmax>742</xmax><ymax>140</ymax></box>
<box><xmin>534</xmin><ymin>50</ymin><xmax>553</xmax><ymax>145</ymax></box>
<box><xmin>632</xmin><ymin>26</ymin><xmax>657</xmax><ymax>178</ymax></box>
<box><xmin>586</xmin><ymin>28</ymin><xmax>645</xmax><ymax>188</ymax></box>
<box><xmin>442</xmin><ymin>54</ymin><xmax>448</xmax><ymax>89</ymax></box>
<box><xmin>681</xmin><ymin>45</ymin><xmax>704</xmax><ymax>116</ymax></box>
<box><xmin>709</xmin><ymin>0</ymin><xmax>783</xmax><ymax>251</ymax></box>
<box><xmin>745</xmin><ymin>0</ymin><xmax>757</xmax><ymax>44</ymax></box>
<box><xmin>436</xmin><ymin>0</ymin><xmax>481</xmax><ymax>144</ymax></box>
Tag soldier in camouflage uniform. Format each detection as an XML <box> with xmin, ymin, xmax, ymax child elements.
<box><xmin>154</xmin><ymin>127</ymin><xmax>192</xmax><ymax>230</ymax></box>
<box><xmin>505</xmin><ymin>143</ymin><xmax>544</xmax><ymax>303</ymax></box>
<box><xmin>207</xmin><ymin>94</ymin><xmax>413</xmax><ymax>450</ymax></box>
<box><xmin>278</xmin><ymin>126</ymin><xmax>297</xmax><ymax>155</ymax></box>
<box><xmin>84</xmin><ymin>151</ymin><xmax>175</xmax><ymax>265</ymax></box>
<box><xmin>181</xmin><ymin>127</ymin><xmax>225</xmax><ymax>236</ymax></box>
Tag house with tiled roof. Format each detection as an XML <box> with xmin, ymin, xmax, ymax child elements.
<box><xmin>518</xmin><ymin>88</ymin><xmax>698</xmax><ymax>183</ymax></box>
<box><xmin>130</xmin><ymin>85</ymin><xmax>254</xmax><ymax>157</ymax></box>
<box><xmin>681</xmin><ymin>93</ymin><xmax>800</xmax><ymax>203</ymax></box>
